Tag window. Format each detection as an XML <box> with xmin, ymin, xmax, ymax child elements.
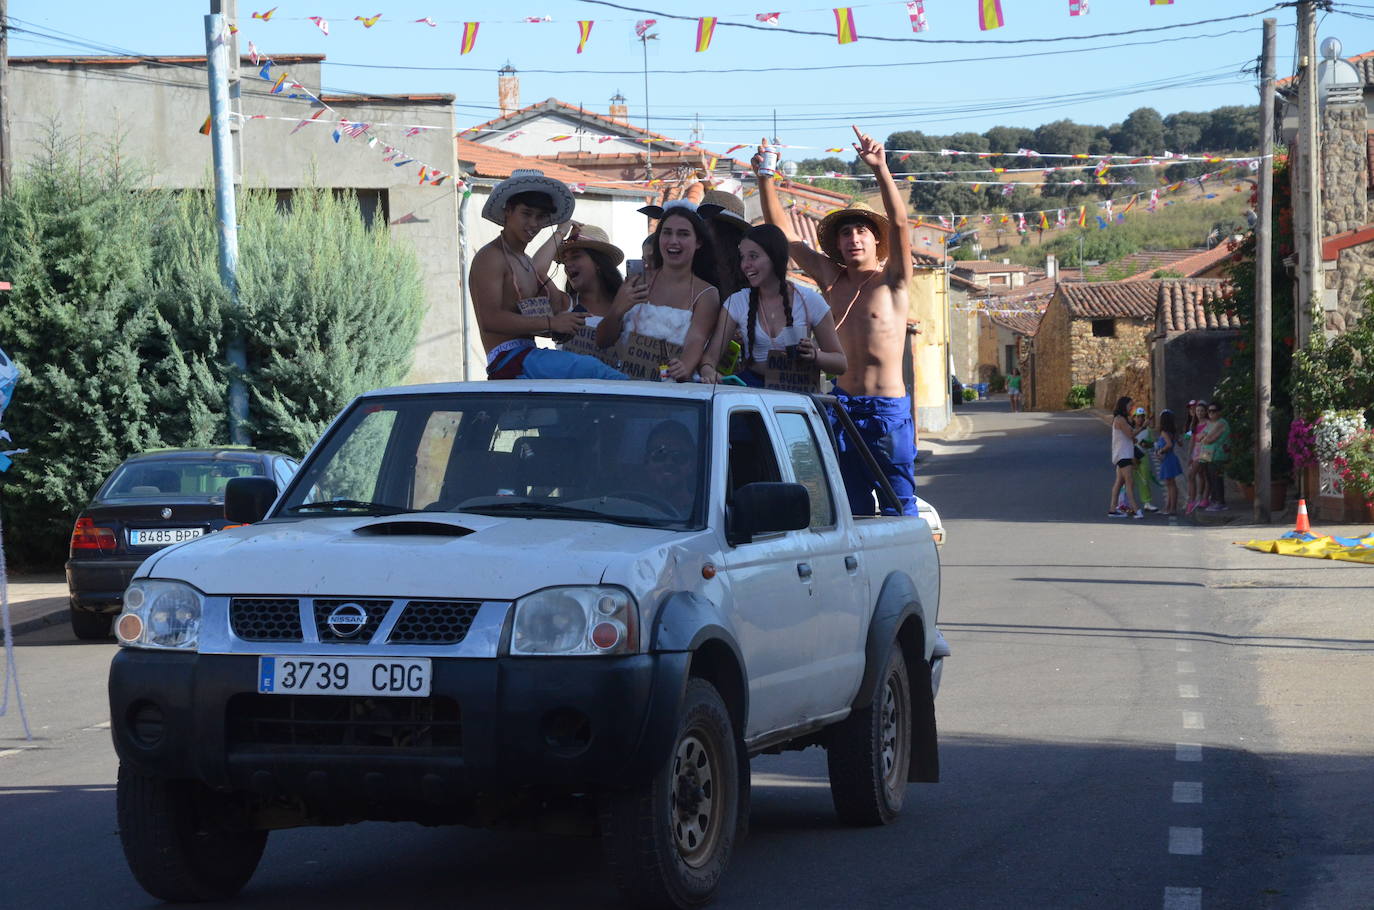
<box><xmin>102</xmin><ymin>459</ymin><xmax>264</xmax><ymax>500</ymax></box>
<box><xmin>412</xmin><ymin>411</ymin><xmax>464</xmax><ymax>508</ymax></box>
<box><xmin>1092</xmin><ymin>319</ymin><xmax>1116</xmax><ymax>338</ymax></box>
<box><xmin>726</xmin><ymin>411</ymin><xmax>781</xmax><ymax>503</ymax></box>
<box><xmin>775</xmin><ymin>412</ymin><xmax>835</xmax><ymax>529</ymax></box>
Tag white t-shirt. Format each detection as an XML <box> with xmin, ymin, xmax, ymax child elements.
<box><xmin>722</xmin><ymin>285</ymin><xmax>831</xmax><ymax>363</ymax></box>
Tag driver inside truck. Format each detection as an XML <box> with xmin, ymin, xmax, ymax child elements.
<box><xmin>643</xmin><ymin>420</ymin><xmax>698</xmax><ymax>518</ymax></box>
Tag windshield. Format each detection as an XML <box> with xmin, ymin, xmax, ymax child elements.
<box><xmin>101</xmin><ymin>458</ymin><xmax>265</xmax><ymax>501</ymax></box>
<box><xmin>280</xmin><ymin>393</ymin><xmax>709</xmax><ymax>530</ymax></box>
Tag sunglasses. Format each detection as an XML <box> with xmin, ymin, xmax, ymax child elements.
<box><xmin>649</xmin><ymin>447</ymin><xmax>692</xmax><ymax>467</ymax></box>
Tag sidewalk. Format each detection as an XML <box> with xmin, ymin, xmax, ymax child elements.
<box><xmin>2</xmin><ymin>573</ymin><xmax>70</xmax><ymax>637</ymax></box>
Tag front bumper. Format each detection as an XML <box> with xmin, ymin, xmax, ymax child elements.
<box><xmin>66</xmin><ymin>558</ymin><xmax>143</xmax><ymax>611</ymax></box>
<box><xmin>109</xmin><ymin>648</ymin><xmax>689</xmax><ymax>817</ymax></box>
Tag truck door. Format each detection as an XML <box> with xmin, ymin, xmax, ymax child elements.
<box><xmin>720</xmin><ymin>407</ymin><xmax>817</xmax><ymax>739</ymax></box>
<box><xmin>773</xmin><ymin>408</ymin><xmax>868</xmax><ymax>715</ymax></box>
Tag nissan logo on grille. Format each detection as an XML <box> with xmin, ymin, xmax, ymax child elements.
<box><xmin>326</xmin><ymin>603</ymin><xmax>369</xmax><ymax>638</ymax></box>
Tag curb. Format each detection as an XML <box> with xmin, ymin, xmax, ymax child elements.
<box><xmin>9</xmin><ymin>605</ymin><xmax>71</xmax><ymax>638</ymax></box>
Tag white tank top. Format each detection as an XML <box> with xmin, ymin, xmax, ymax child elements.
<box><xmin>1111</xmin><ymin>421</ymin><xmax>1135</xmax><ymax>463</ymax></box>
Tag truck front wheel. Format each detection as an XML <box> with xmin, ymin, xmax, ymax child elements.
<box><xmin>826</xmin><ymin>641</ymin><xmax>912</xmax><ymax>826</ymax></box>
<box><xmin>599</xmin><ymin>678</ymin><xmax>740</xmax><ymax>909</ymax></box>
<box><xmin>117</xmin><ymin>764</ymin><xmax>267</xmax><ymax>902</ymax></box>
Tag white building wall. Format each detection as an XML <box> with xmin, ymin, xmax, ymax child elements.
<box><xmin>471</xmin><ymin>111</ymin><xmax>649</xmax><ymax>158</ymax></box>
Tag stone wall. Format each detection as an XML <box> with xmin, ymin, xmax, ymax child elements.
<box><xmin>1321</xmin><ymin>103</ymin><xmax>1373</xmax><ymax>336</ymax></box>
<box><xmin>1094</xmin><ymin>357</ymin><xmax>1152</xmax><ymax>413</ymax></box>
<box><xmin>1069</xmin><ymin>317</ymin><xmax>1153</xmax><ymax>388</ymax></box>
<box><xmin>1030</xmin><ymin>297</ymin><xmax>1072</xmax><ymax>410</ymax></box>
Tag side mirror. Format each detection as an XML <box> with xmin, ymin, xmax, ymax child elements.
<box><xmin>727</xmin><ymin>482</ymin><xmax>810</xmax><ymax>546</ymax></box>
<box><xmin>225</xmin><ymin>477</ymin><xmax>279</xmax><ymax>524</ymax></box>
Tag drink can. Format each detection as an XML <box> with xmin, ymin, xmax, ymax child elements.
<box><xmin>758</xmin><ymin>149</ymin><xmax>779</xmax><ymax>177</ymax></box>
<box><xmin>659</xmin><ymin>363</ymin><xmax>671</xmax><ymax>382</ymax></box>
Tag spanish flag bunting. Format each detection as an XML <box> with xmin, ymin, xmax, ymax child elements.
<box><xmin>725</xmin><ymin>144</ymin><xmax>746</xmax><ymax>155</ymax></box>
<box><xmin>355</xmin><ymin>14</ymin><xmax>381</xmax><ymax>28</ymax></box>
<box><xmin>1150</xmin><ymin>0</ymin><xmax>1173</xmax><ymax>5</ymax></box>
<box><xmin>834</xmin><ymin>8</ymin><xmax>858</xmax><ymax>44</ymax></box>
<box><xmin>1077</xmin><ymin>205</ymin><xmax>1087</xmax><ymax>227</ymax></box>
<box><xmin>576</xmin><ymin>20</ymin><xmax>594</xmax><ymax>53</ymax></box>
<box><xmin>826</xmin><ymin>147</ymin><xmax>846</xmax><ymax>153</ymax></box>
<box><xmin>1039</xmin><ymin>212</ymin><xmax>1050</xmax><ymax>229</ymax></box>
<box><xmin>696</xmin><ymin>17</ymin><xmax>717</xmax><ymax>53</ymax></box>
<box><xmin>550</xmin><ymin>135</ymin><xmax>573</xmax><ymax>142</ymax></box>
<box><xmin>199</xmin><ymin>115</ymin><xmax>212</xmax><ymax>135</ymax></box>
<box><xmin>1122</xmin><ymin>194</ymin><xmax>1138</xmax><ymax>214</ymax></box>
<box><xmin>251</xmin><ymin>7</ymin><xmax>277</xmax><ymax>21</ymax></box>
<box><xmin>978</xmin><ymin>0</ymin><xmax>1004</xmax><ymax>30</ymax></box>
<box><xmin>460</xmin><ymin>22</ymin><xmax>479</xmax><ymax>54</ymax></box>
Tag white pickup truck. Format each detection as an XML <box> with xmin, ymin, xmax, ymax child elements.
<box><xmin>108</xmin><ymin>380</ymin><xmax>947</xmax><ymax>908</ymax></box>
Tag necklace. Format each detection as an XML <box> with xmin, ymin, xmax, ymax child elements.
<box><xmin>831</xmin><ymin>269</ymin><xmax>880</xmax><ymax>329</ymax></box>
<box><xmin>500</xmin><ymin>237</ymin><xmax>535</xmax><ymax>274</ymax></box>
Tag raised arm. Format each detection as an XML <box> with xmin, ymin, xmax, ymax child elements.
<box><xmin>753</xmin><ymin>141</ymin><xmax>841</xmax><ymax>289</ymax></box>
<box><xmin>853</xmin><ymin>126</ymin><xmax>912</xmax><ymax>289</ymax></box>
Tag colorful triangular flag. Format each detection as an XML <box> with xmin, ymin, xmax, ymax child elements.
<box><xmin>309</xmin><ymin>16</ymin><xmax>329</xmax><ymax>35</ymax></box>
<box><xmin>460</xmin><ymin>22</ymin><xmax>479</xmax><ymax>54</ymax></box>
<box><xmin>834</xmin><ymin>8</ymin><xmax>858</xmax><ymax>44</ymax></box>
<box><xmin>354</xmin><ymin>14</ymin><xmax>381</xmax><ymax>28</ymax></box>
<box><xmin>251</xmin><ymin>7</ymin><xmax>277</xmax><ymax>21</ymax></box>
<box><xmin>696</xmin><ymin>17</ymin><xmax>717</xmax><ymax>52</ymax></box>
<box><xmin>907</xmin><ymin>1</ymin><xmax>928</xmax><ymax>32</ymax></box>
<box><xmin>756</xmin><ymin>12</ymin><xmax>780</xmax><ymax>26</ymax></box>
<box><xmin>576</xmin><ymin>20</ymin><xmax>594</xmax><ymax>53</ymax></box>
<box><xmin>978</xmin><ymin>0</ymin><xmax>1004</xmax><ymax>30</ymax></box>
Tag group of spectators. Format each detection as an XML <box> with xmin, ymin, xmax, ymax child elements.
<box><xmin>1108</xmin><ymin>396</ymin><xmax>1231</xmax><ymax>518</ymax></box>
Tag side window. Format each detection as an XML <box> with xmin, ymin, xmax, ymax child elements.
<box><xmin>311</xmin><ymin>408</ymin><xmax>397</xmax><ymax>503</ymax></box>
<box><xmin>412</xmin><ymin>411</ymin><xmax>464</xmax><ymax>507</ymax></box>
<box><xmin>775</xmin><ymin>412</ymin><xmax>836</xmax><ymax>529</ymax></box>
<box><xmin>726</xmin><ymin>410</ymin><xmax>781</xmax><ymax>503</ymax></box>
<box><xmin>273</xmin><ymin>459</ymin><xmax>293</xmax><ymax>491</ymax></box>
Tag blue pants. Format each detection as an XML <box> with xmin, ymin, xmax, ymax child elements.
<box><xmin>490</xmin><ymin>346</ymin><xmax>628</xmax><ymax>381</ymax></box>
<box><xmin>832</xmin><ymin>387</ymin><xmax>918</xmax><ymax>517</ymax></box>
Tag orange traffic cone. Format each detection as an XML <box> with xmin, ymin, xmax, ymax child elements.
<box><xmin>1295</xmin><ymin>499</ymin><xmax>1311</xmax><ymax>534</ymax></box>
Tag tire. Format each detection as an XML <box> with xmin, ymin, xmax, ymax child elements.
<box><xmin>600</xmin><ymin>678</ymin><xmax>740</xmax><ymax>909</ymax></box>
<box><xmin>117</xmin><ymin>764</ymin><xmax>267</xmax><ymax>902</ymax></box>
<box><xmin>70</xmin><ymin>609</ymin><xmax>112</xmax><ymax>640</ymax></box>
<box><xmin>826</xmin><ymin>640</ymin><xmax>912</xmax><ymax>826</ymax></box>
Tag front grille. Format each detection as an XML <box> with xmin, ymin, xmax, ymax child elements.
<box><xmin>226</xmin><ymin>694</ymin><xmax>462</xmax><ymax>752</ymax></box>
<box><xmin>313</xmin><ymin>599</ymin><xmax>391</xmax><ymax>643</ymax></box>
<box><xmin>231</xmin><ymin>598</ymin><xmax>303</xmax><ymax>642</ymax></box>
<box><xmin>389</xmin><ymin>601</ymin><xmax>482</xmax><ymax>644</ymax></box>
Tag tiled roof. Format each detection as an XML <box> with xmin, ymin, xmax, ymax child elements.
<box><xmin>10</xmin><ymin>54</ymin><xmax>325</xmax><ymax>65</ymax></box>
<box><xmin>467</xmin><ymin>98</ymin><xmax>681</xmax><ymax>148</ymax></box>
<box><xmin>455</xmin><ymin>138</ymin><xmax>615</xmax><ymax>185</ymax></box>
<box><xmin>1059</xmin><ymin>280</ymin><xmax>1162</xmax><ymax>319</ymax></box>
<box><xmin>319</xmin><ymin>93</ymin><xmax>454</xmax><ymax>104</ymax></box>
<box><xmin>1081</xmin><ymin>248</ymin><xmax>1212</xmax><ymax>281</ymax></box>
<box><xmin>1156</xmin><ymin>279</ymin><xmax>1239</xmax><ymax>333</ymax></box>
<box><xmin>954</xmin><ymin>260</ymin><xmax>1032</xmax><ymax>274</ymax></box>
<box><xmin>990</xmin><ymin>311</ymin><xmax>1044</xmax><ymax>336</ymax></box>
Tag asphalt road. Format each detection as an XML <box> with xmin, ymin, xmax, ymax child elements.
<box><xmin>3</xmin><ymin>400</ymin><xmax>1371</xmax><ymax>909</ymax></box>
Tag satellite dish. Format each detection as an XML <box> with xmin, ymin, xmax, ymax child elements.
<box><xmin>1321</xmin><ymin>36</ymin><xmax>1343</xmax><ymax>61</ymax></box>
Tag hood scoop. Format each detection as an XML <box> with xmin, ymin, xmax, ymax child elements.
<box><xmin>353</xmin><ymin>519</ymin><xmax>476</xmax><ymax>538</ymax></box>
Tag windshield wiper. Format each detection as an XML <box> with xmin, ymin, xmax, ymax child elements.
<box><xmin>287</xmin><ymin>499</ymin><xmax>408</xmax><ymax>515</ymax></box>
<box><xmin>459</xmin><ymin>501</ymin><xmax>612</xmax><ymax>520</ymax></box>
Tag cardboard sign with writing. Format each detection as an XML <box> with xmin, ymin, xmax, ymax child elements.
<box><xmin>762</xmin><ymin>350</ymin><xmax>823</xmax><ymax>393</ymax></box>
<box><xmin>558</xmin><ymin>322</ymin><xmax>620</xmax><ymax>368</ymax></box>
<box><xmin>516</xmin><ymin>295</ymin><xmax>554</xmax><ymax>319</ymax></box>
<box><xmin>617</xmin><ymin>331</ymin><xmax>683</xmax><ymax>382</ymax></box>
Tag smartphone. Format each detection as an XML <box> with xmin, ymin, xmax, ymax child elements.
<box><xmin>626</xmin><ymin>259</ymin><xmax>646</xmax><ymax>279</ymax></box>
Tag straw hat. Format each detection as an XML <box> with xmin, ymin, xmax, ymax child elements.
<box><xmin>481</xmin><ymin>168</ymin><xmax>575</xmax><ymax>226</ymax></box>
<box><xmin>556</xmin><ymin>224</ymin><xmax>624</xmax><ymax>265</ymax></box>
<box><xmin>698</xmin><ymin>189</ymin><xmax>750</xmax><ymax>229</ymax></box>
<box><xmin>817</xmin><ymin>202</ymin><xmax>890</xmax><ymax>264</ymax></box>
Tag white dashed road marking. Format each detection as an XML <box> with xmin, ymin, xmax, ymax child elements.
<box><xmin>1173</xmin><ymin>781</ymin><xmax>1204</xmax><ymax>804</ymax></box>
<box><xmin>1169</xmin><ymin>826</ymin><xmax>1204</xmax><ymax>855</ymax></box>
<box><xmin>1178</xmin><ymin>684</ymin><xmax>1200</xmax><ymax>699</ymax></box>
<box><xmin>1182</xmin><ymin>711</ymin><xmax>1205</xmax><ymax>730</ymax></box>
<box><xmin>1163</xmin><ymin>886</ymin><xmax>1203</xmax><ymax>910</ymax></box>
<box><xmin>1176</xmin><ymin>743</ymin><xmax>1203</xmax><ymax>762</ymax></box>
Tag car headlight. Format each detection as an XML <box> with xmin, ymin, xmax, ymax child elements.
<box><xmin>115</xmin><ymin>580</ymin><xmax>204</xmax><ymax>651</ymax></box>
<box><xmin>510</xmin><ymin>586</ymin><xmax>637</xmax><ymax>656</ymax></box>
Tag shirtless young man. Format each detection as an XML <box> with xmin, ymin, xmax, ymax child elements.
<box><xmin>469</xmin><ymin>169</ymin><xmax>627</xmax><ymax>380</ymax></box>
<box><xmin>756</xmin><ymin>126</ymin><xmax>918</xmax><ymax>516</ymax></box>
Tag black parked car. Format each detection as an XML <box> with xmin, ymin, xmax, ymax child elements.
<box><xmin>66</xmin><ymin>448</ymin><xmax>297</xmax><ymax>639</ymax></box>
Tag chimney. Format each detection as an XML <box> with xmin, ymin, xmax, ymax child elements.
<box><xmin>498</xmin><ymin>64</ymin><xmax>520</xmax><ymax>117</ymax></box>
<box><xmin>609</xmin><ymin>91</ymin><xmax>629</xmax><ymax>124</ymax></box>
<box><xmin>1045</xmin><ymin>254</ymin><xmax>1058</xmax><ymax>281</ymax></box>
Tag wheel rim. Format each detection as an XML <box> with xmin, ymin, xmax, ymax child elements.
<box><xmin>670</xmin><ymin>728</ymin><xmax>723</xmax><ymax>869</ymax></box>
<box><xmin>880</xmin><ymin>670</ymin><xmax>910</xmax><ymax>793</ymax></box>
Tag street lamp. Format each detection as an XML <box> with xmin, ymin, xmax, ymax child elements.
<box><xmin>780</xmin><ymin>160</ymin><xmax>799</xmax><ymax>179</ymax></box>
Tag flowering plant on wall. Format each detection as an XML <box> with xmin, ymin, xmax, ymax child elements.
<box><xmin>1313</xmin><ymin>410</ymin><xmax>1366</xmax><ymax>464</ymax></box>
<box><xmin>1287</xmin><ymin>417</ymin><xmax>1318</xmax><ymax>470</ymax></box>
<box><xmin>1333</xmin><ymin>430</ymin><xmax>1374</xmax><ymax>506</ymax></box>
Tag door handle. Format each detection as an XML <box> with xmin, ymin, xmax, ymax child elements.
<box><xmin>845</xmin><ymin>555</ymin><xmax>859</xmax><ymax>571</ymax></box>
<box><xmin>797</xmin><ymin>562</ymin><xmax>813</xmax><ymax>580</ymax></box>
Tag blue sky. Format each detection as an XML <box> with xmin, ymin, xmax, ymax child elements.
<box><xmin>7</xmin><ymin>1</ymin><xmax>1372</xmax><ymax>155</ymax></box>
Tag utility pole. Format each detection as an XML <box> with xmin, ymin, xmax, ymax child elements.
<box><xmin>1255</xmin><ymin>18</ymin><xmax>1277</xmax><ymax>522</ymax></box>
<box><xmin>1295</xmin><ymin>0</ymin><xmax>1322</xmax><ymax>349</ymax></box>
<box><xmin>205</xmin><ymin>13</ymin><xmax>250</xmax><ymax>444</ymax></box>
<box><xmin>640</xmin><ymin>32</ymin><xmax>654</xmax><ymax>182</ymax></box>
<box><xmin>210</xmin><ymin>0</ymin><xmax>243</xmax><ymax>186</ymax></box>
<box><xmin>0</xmin><ymin>0</ymin><xmax>12</xmax><ymax>198</ymax></box>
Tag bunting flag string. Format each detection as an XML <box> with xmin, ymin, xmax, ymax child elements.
<box><xmin>978</xmin><ymin>0</ymin><xmax>1005</xmax><ymax>31</ymax></box>
<box><xmin>308</xmin><ymin>16</ymin><xmax>328</xmax><ymax>35</ymax></box>
<box><xmin>577</xmin><ymin>20</ymin><xmax>594</xmax><ymax>53</ymax></box>
<box><xmin>907</xmin><ymin>1</ymin><xmax>928</xmax><ymax>32</ymax></box>
<box><xmin>1070</xmin><ymin>0</ymin><xmax>1089</xmax><ymax>16</ymax></box>
<box><xmin>355</xmin><ymin>13</ymin><xmax>381</xmax><ymax>28</ymax></box>
<box><xmin>834</xmin><ymin>8</ymin><xmax>858</xmax><ymax>45</ymax></box>
<box><xmin>756</xmin><ymin>12</ymin><xmax>781</xmax><ymax>26</ymax></box>
<box><xmin>460</xmin><ymin>21</ymin><xmax>480</xmax><ymax>54</ymax></box>
<box><xmin>696</xmin><ymin>17</ymin><xmax>718</xmax><ymax>52</ymax></box>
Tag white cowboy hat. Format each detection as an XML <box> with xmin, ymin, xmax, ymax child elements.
<box><xmin>482</xmin><ymin>168</ymin><xmax>575</xmax><ymax>226</ymax></box>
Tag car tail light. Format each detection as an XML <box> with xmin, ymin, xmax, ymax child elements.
<box><xmin>70</xmin><ymin>517</ymin><xmax>117</xmax><ymax>552</ymax></box>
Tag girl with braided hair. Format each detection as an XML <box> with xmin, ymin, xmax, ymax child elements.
<box><xmin>698</xmin><ymin>224</ymin><xmax>847</xmax><ymax>386</ymax></box>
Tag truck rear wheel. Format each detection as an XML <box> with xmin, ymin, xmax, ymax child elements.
<box><xmin>826</xmin><ymin>641</ymin><xmax>912</xmax><ymax>826</ymax></box>
<box><xmin>599</xmin><ymin>678</ymin><xmax>739</xmax><ymax>909</ymax></box>
<box><xmin>117</xmin><ymin>764</ymin><xmax>267</xmax><ymax>902</ymax></box>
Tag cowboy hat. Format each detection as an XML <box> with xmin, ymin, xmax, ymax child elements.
<box><xmin>482</xmin><ymin>168</ymin><xmax>575</xmax><ymax>226</ymax></box>
<box><xmin>818</xmin><ymin>202</ymin><xmax>890</xmax><ymax>264</ymax></box>
<box><xmin>637</xmin><ymin>198</ymin><xmax>699</xmax><ymax>220</ymax></box>
<box><xmin>698</xmin><ymin>190</ymin><xmax>750</xmax><ymax>229</ymax></box>
<box><xmin>556</xmin><ymin>224</ymin><xmax>624</xmax><ymax>265</ymax></box>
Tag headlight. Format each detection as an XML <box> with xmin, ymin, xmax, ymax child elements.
<box><xmin>510</xmin><ymin>586</ymin><xmax>637</xmax><ymax>656</ymax></box>
<box><xmin>116</xmin><ymin>580</ymin><xmax>204</xmax><ymax>650</ymax></box>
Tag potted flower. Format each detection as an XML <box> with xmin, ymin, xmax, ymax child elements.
<box><xmin>1334</xmin><ymin>430</ymin><xmax>1374</xmax><ymax>522</ymax></box>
